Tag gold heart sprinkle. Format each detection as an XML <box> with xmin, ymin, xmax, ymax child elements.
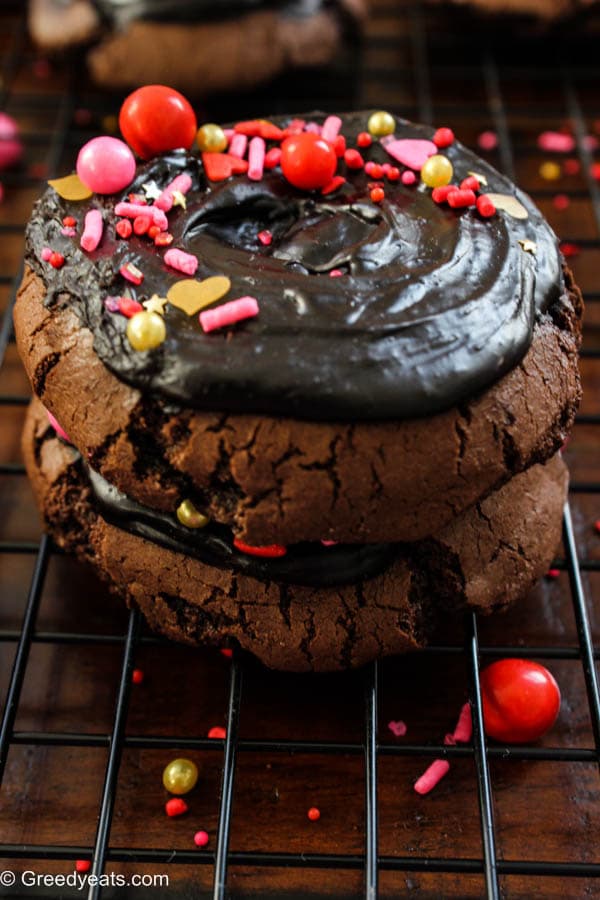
<box><xmin>486</xmin><ymin>193</ymin><xmax>528</xmax><ymax>220</ymax></box>
<box><xmin>47</xmin><ymin>173</ymin><xmax>93</xmax><ymax>201</ymax></box>
<box><xmin>519</xmin><ymin>239</ymin><xmax>537</xmax><ymax>254</ymax></box>
<box><xmin>167</xmin><ymin>276</ymin><xmax>231</xmax><ymax>316</ymax></box>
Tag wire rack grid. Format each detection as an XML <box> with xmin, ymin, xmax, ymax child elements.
<box><xmin>0</xmin><ymin>2</ymin><xmax>600</xmax><ymax>898</ymax></box>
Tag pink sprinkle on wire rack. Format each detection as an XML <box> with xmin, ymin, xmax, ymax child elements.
<box><xmin>387</xmin><ymin>720</ymin><xmax>407</xmax><ymax>738</ymax></box>
<box><xmin>451</xmin><ymin>702</ymin><xmax>472</xmax><ymax>743</ymax></box>
<box><xmin>414</xmin><ymin>759</ymin><xmax>450</xmax><ymax>795</ymax></box>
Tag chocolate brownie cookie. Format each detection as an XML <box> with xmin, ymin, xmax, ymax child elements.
<box><xmin>14</xmin><ymin>111</ymin><xmax>582</xmax><ymax>546</ymax></box>
<box><xmin>23</xmin><ymin>395</ymin><xmax>568</xmax><ymax>672</ymax></box>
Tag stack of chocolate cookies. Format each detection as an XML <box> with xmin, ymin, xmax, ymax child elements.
<box><xmin>15</xmin><ymin>110</ymin><xmax>582</xmax><ymax>670</ymax></box>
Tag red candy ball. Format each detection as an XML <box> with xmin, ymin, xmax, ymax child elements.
<box><xmin>165</xmin><ymin>797</ymin><xmax>188</xmax><ymax>817</ymax></box>
<box><xmin>280</xmin><ymin>133</ymin><xmax>337</xmax><ymax>191</ymax></box>
<box><xmin>119</xmin><ymin>85</ymin><xmax>197</xmax><ymax>160</ymax></box>
<box><xmin>480</xmin><ymin>659</ymin><xmax>561</xmax><ymax>744</ymax></box>
<box><xmin>433</xmin><ymin>126</ymin><xmax>455</xmax><ymax>148</ymax></box>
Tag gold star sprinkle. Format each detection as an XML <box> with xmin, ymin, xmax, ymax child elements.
<box><xmin>142</xmin><ymin>181</ymin><xmax>162</xmax><ymax>201</ymax></box>
<box><xmin>172</xmin><ymin>190</ymin><xmax>187</xmax><ymax>210</ymax></box>
<box><xmin>467</xmin><ymin>171</ymin><xmax>488</xmax><ymax>186</ymax></box>
<box><xmin>143</xmin><ymin>294</ymin><xmax>169</xmax><ymax>315</ymax></box>
<box><xmin>518</xmin><ymin>239</ymin><xmax>537</xmax><ymax>254</ymax></box>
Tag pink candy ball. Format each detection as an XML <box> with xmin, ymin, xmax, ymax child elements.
<box><xmin>0</xmin><ymin>112</ymin><xmax>23</xmax><ymax>171</ymax></box>
<box><xmin>76</xmin><ymin>136</ymin><xmax>136</xmax><ymax>194</ymax></box>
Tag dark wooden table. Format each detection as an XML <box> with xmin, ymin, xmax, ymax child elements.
<box><xmin>1</xmin><ymin>2</ymin><xmax>600</xmax><ymax>897</ymax></box>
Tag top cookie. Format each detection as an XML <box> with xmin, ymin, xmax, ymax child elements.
<box><xmin>25</xmin><ymin>111</ymin><xmax>563</xmax><ymax>420</ymax></box>
<box><xmin>15</xmin><ymin>108</ymin><xmax>582</xmax><ymax>544</ymax></box>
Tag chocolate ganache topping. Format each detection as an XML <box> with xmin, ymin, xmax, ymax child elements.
<box><xmin>26</xmin><ymin>111</ymin><xmax>563</xmax><ymax>420</ymax></box>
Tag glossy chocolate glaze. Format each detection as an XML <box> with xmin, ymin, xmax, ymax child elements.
<box><xmin>25</xmin><ymin>112</ymin><xmax>564</xmax><ymax>420</ymax></box>
<box><xmin>87</xmin><ymin>465</ymin><xmax>395</xmax><ymax>586</ymax></box>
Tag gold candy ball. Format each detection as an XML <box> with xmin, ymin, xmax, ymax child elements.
<box><xmin>126</xmin><ymin>311</ymin><xmax>166</xmax><ymax>352</ymax></box>
<box><xmin>162</xmin><ymin>758</ymin><xmax>199</xmax><ymax>795</ymax></box>
<box><xmin>420</xmin><ymin>154</ymin><xmax>454</xmax><ymax>188</ymax></box>
<box><xmin>367</xmin><ymin>110</ymin><xmax>395</xmax><ymax>137</ymax></box>
<box><xmin>176</xmin><ymin>499</ymin><xmax>209</xmax><ymax>529</ymax></box>
<box><xmin>197</xmin><ymin>123</ymin><xmax>228</xmax><ymax>153</ymax></box>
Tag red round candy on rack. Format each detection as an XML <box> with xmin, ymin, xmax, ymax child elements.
<box><xmin>480</xmin><ymin>659</ymin><xmax>561</xmax><ymax>743</ymax></box>
<box><xmin>280</xmin><ymin>133</ymin><xmax>337</xmax><ymax>191</ymax></box>
<box><xmin>165</xmin><ymin>797</ymin><xmax>188</xmax><ymax>817</ymax></box>
<box><xmin>208</xmin><ymin>726</ymin><xmax>227</xmax><ymax>740</ymax></box>
<box><xmin>119</xmin><ymin>85</ymin><xmax>197</xmax><ymax>160</ymax></box>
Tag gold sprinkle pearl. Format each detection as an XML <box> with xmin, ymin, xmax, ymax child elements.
<box><xmin>162</xmin><ymin>758</ymin><xmax>199</xmax><ymax>795</ymax></box>
<box><xmin>126</xmin><ymin>310</ymin><xmax>166</xmax><ymax>352</ymax></box>
<box><xmin>197</xmin><ymin>123</ymin><xmax>228</xmax><ymax>153</ymax></box>
<box><xmin>539</xmin><ymin>161</ymin><xmax>561</xmax><ymax>181</ymax></box>
<box><xmin>420</xmin><ymin>154</ymin><xmax>453</xmax><ymax>188</ymax></box>
<box><xmin>367</xmin><ymin>110</ymin><xmax>395</xmax><ymax>137</ymax></box>
<box><xmin>177</xmin><ymin>499</ymin><xmax>209</xmax><ymax>529</ymax></box>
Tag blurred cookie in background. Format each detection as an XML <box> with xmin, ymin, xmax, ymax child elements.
<box><xmin>426</xmin><ymin>0</ymin><xmax>597</xmax><ymax>22</ymax></box>
<box><xmin>28</xmin><ymin>0</ymin><xmax>367</xmax><ymax>94</ymax></box>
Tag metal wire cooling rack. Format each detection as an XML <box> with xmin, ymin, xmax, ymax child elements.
<box><xmin>1</xmin><ymin>1</ymin><xmax>600</xmax><ymax>898</ymax></box>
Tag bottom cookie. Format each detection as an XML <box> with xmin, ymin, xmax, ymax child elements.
<box><xmin>23</xmin><ymin>396</ymin><xmax>567</xmax><ymax>672</ymax></box>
